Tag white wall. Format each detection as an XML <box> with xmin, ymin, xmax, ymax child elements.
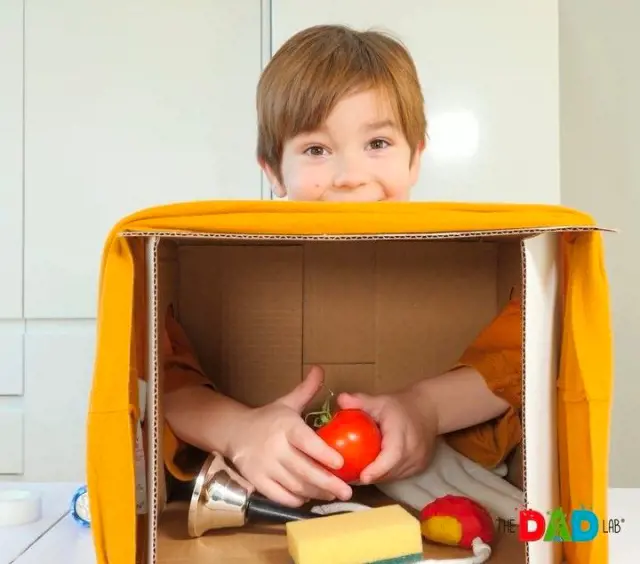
<box><xmin>272</xmin><ymin>0</ymin><xmax>560</xmax><ymax>204</ymax></box>
<box><xmin>0</xmin><ymin>1</ymin><xmax>562</xmax><ymax>482</ymax></box>
<box><xmin>0</xmin><ymin>0</ymin><xmax>26</xmax><ymax>476</ymax></box>
<box><xmin>559</xmin><ymin>0</ymin><xmax>640</xmax><ymax>487</ymax></box>
<box><xmin>0</xmin><ymin>0</ymin><xmax>264</xmax><ymax>481</ymax></box>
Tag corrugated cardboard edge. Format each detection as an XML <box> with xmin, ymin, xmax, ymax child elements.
<box><xmin>146</xmin><ymin>237</ymin><xmax>160</xmax><ymax>564</ymax></box>
<box><xmin>119</xmin><ymin>225</ymin><xmax>617</xmax><ymax>241</ymax></box>
<box><xmin>520</xmin><ymin>239</ymin><xmax>530</xmax><ymax>564</ymax></box>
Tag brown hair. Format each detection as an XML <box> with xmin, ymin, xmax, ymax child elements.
<box><xmin>257</xmin><ymin>25</ymin><xmax>426</xmax><ymax>182</ymax></box>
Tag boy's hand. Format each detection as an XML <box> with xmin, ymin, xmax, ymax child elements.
<box><xmin>227</xmin><ymin>366</ymin><xmax>353</xmax><ymax>507</ymax></box>
<box><xmin>336</xmin><ymin>388</ymin><xmax>438</xmax><ymax>484</ymax></box>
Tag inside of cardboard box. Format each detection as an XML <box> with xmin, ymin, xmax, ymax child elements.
<box><xmin>147</xmin><ymin>235</ymin><xmax>548</xmax><ymax>564</ymax></box>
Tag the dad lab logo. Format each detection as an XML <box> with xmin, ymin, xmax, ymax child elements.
<box><xmin>517</xmin><ymin>507</ymin><xmax>624</xmax><ymax>542</ymax></box>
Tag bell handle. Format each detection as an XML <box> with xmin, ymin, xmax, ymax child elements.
<box><xmin>246</xmin><ymin>494</ymin><xmax>320</xmax><ymax>523</ymax></box>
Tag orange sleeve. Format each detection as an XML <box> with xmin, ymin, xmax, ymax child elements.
<box><xmin>162</xmin><ymin>306</ymin><xmax>211</xmax><ymax>393</ymax></box>
<box><xmin>162</xmin><ymin>306</ymin><xmax>213</xmax><ymax>481</ymax></box>
<box><xmin>444</xmin><ymin>296</ymin><xmax>523</xmax><ymax>469</ymax></box>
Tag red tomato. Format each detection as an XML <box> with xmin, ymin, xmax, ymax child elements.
<box><xmin>315</xmin><ymin>409</ymin><xmax>382</xmax><ymax>483</ymax></box>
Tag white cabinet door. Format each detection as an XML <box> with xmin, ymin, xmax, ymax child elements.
<box><xmin>272</xmin><ymin>0</ymin><xmax>560</xmax><ymax>206</ymax></box>
<box><xmin>0</xmin><ymin>0</ymin><xmax>23</xmax><ymax>319</ymax></box>
<box><xmin>0</xmin><ymin>408</ymin><xmax>23</xmax><ymax>474</ymax></box>
<box><xmin>25</xmin><ymin>1</ymin><xmax>264</xmax><ymax>319</ymax></box>
<box><xmin>23</xmin><ymin>320</ymin><xmax>96</xmax><ymax>481</ymax></box>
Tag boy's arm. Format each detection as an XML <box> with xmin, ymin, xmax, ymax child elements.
<box><xmin>163</xmin><ymin>384</ymin><xmax>250</xmax><ymax>460</ymax></box>
<box><xmin>161</xmin><ymin>307</ymin><xmax>251</xmax><ymax>480</ymax></box>
<box><xmin>406</xmin><ymin>365</ymin><xmax>511</xmax><ymax>435</ymax></box>
<box><xmin>402</xmin><ymin>296</ymin><xmax>523</xmax><ymax>468</ymax></box>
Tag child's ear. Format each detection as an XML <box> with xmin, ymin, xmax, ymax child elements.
<box><xmin>408</xmin><ymin>144</ymin><xmax>424</xmax><ymax>185</ymax></box>
<box><xmin>258</xmin><ymin>158</ymin><xmax>286</xmax><ymax>198</ymax></box>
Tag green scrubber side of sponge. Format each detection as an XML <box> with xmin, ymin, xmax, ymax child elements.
<box><xmin>367</xmin><ymin>553</ymin><xmax>424</xmax><ymax>563</ymax></box>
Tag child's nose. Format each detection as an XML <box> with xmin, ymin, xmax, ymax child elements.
<box><xmin>333</xmin><ymin>157</ymin><xmax>367</xmax><ymax>189</ymax></box>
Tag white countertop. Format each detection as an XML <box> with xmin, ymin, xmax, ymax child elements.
<box><xmin>0</xmin><ymin>485</ymin><xmax>638</xmax><ymax>563</ymax></box>
<box><xmin>0</xmin><ymin>483</ymin><xmax>81</xmax><ymax>564</ymax></box>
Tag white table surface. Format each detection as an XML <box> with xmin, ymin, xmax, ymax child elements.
<box><xmin>0</xmin><ymin>483</ymin><xmax>80</xmax><ymax>564</ymax></box>
<box><xmin>1</xmin><ymin>485</ymin><xmax>638</xmax><ymax>563</ymax></box>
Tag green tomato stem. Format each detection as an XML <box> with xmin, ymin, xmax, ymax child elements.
<box><xmin>304</xmin><ymin>389</ymin><xmax>335</xmax><ymax>428</ymax></box>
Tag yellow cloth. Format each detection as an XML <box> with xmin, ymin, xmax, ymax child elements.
<box><xmin>86</xmin><ymin>200</ymin><xmax>613</xmax><ymax>564</ymax></box>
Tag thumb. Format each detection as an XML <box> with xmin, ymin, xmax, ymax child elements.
<box><xmin>278</xmin><ymin>365</ymin><xmax>325</xmax><ymax>413</ymax></box>
<box><xmin>337</xmin><ymin>392</ymin><xmax>378</xmax><ymax>415</ymax></box>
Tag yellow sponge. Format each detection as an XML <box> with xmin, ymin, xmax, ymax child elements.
<box><xmin>286</xmin><ymin>504</ymin><xmax>424</xmax><ymax>564</ymax></box>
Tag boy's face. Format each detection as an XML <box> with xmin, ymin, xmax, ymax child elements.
<box><xmin>262</xmin><ymin>89</ymin><xmax>423</xmax><ymax>202</ymax></box>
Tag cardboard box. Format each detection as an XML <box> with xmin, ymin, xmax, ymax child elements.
<box><xmin>86</xmin><ymin>201</ymin><xmax>614</xmax><ymax>564</ymax></box>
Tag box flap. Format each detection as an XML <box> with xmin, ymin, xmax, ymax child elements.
<box><xmin>109</xmin><ymin>200</ymin><xmax>613</xmax><ymax>239</ymax></box>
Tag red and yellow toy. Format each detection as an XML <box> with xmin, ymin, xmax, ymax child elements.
<box><xmin>419</xmin><ymin>495</ymin><xmax>494</xmax><ymax>563</ymax></box>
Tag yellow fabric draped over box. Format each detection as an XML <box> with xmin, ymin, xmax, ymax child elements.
<box><xmin>85</xmin><ymin>201</ymin><xmax>613</xmax><ymax>564</ymax></box>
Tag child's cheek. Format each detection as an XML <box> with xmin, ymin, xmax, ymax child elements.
<box><xmin>377</xmin><ymin>164</ymin><xmax>414</xmax><ymax>201</ymax></box>
<box><xmin>384</xmin><ymin>181</ymin><xmax>412</xmax><ymax>201</ymax></box>
<box><xmin>288</xmin><ymin>162</ymin><xmax>329</xmax><ymax>201</ymax></box>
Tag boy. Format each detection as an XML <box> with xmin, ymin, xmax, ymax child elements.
<box><xmin>161</xmin><ymin>24</ymin><xmax>522</xmax><ymax>508</ymax></box>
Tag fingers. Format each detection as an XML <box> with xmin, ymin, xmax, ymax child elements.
<box><xmin>278</xmin><ymin>365</ymin><xmax>325</xmax><ymax>413</ymax></box>
<box><xmin>290</xmin><ymin>451</ymin><xmax>353</xmax><ymax>501</ymax></box>
<box><xmin>373</xmin><ymin>461</ymin><xmax>414</xmax><ymax>484</ymax></box>
<box><xmin>251</xmin><ymin>418</ymin><xmax>352</xmax><ymax>506</ymax></box>
<box><xmin>271</xmin><ymin>468</ymin><xmax>329</xmax><ymax>502</ymax></box>
<box><xmin>253</xmin><ymin>477</ymin><xmax>307</xmax><ymax>508</ymax></box>
<box><xmin>360</xmin><ymin>443</ymin><xmax>402</xmax><ymax>484</ymax></box>
<box><xmin>336</xmin><ymin>392</ymin><xmax>381</xmax><ymax>417</ymax></box>
<box><xmin>305</xmin><ymin>365</ymin><xmax>325</xmax><ymax>388</ymax></box>
<box><xmin>256</xmin><ymin>444</ymin><xmax>353</xmax><ymax>505</ymax></box>
<box><xmin>287</xmin><ymin>423</ymin><xmax>352</xmax><ymax>500</ymax></box>
<box><xmin>289</xmin><ymin>421</ymin><xmax>344</xmax><ymax>471</ymax></box>
<box><xmin>273</xmin><ymin>456</ymin><xmax>351</xmax><ymax>502</ymax></box>
<box><xmin>336</xmin><ymin>392</ymin><xmax>365</xmax><ymax>410</ymax></box>
<box><xmin>360</xmin><ymin>421</ymin><xmax>404</xmax><ymax>484</ymax></box>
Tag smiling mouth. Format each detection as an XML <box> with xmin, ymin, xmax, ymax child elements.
<box><xmin>321</xmin><ymin>193</ymin><xmax>388</xmax><ymax>203</ymax></box>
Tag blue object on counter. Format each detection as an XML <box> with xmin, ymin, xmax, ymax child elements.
<box><xmin>70</xmin><ymin>485</ymin><xmax>91</xmax><ymax>527</ymax></box>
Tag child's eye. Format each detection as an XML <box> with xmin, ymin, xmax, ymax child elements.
<box><xmin>304</xmin><ymin>145</ymin><xmax>328</xmax><ymax>157</ymax></box>
<box><xmin>368</xmin><ymin>138</ymin><xmax>390</xmax><ymax>150</ymax></box>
